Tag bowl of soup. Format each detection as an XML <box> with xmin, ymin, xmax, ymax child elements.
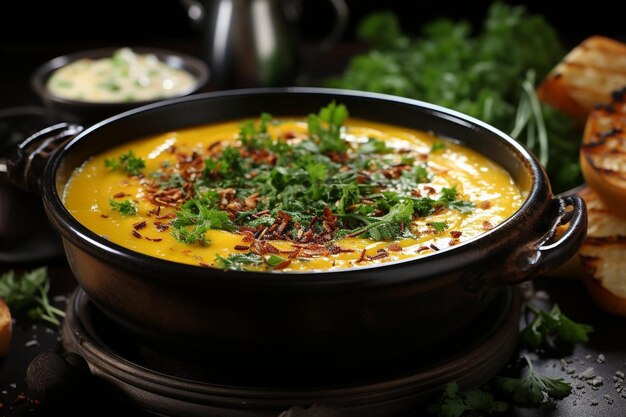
<box><xmin>6</xmin><ymin>88</ymin><xmax>586</xmax><ymax>377</ymax></box>
<box><xmin>31</xmin><ymin>47</ymin><xmax>209</xmax><ymax>126</ymax></box>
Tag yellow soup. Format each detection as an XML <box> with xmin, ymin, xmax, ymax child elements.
<box><xmin>63</xmin><ymin>106</ymin><xmax>523</xmax><ymax>272</ymax></box>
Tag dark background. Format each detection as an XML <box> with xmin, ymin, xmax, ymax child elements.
<box><xmin>1</xmin><ymin>0</ymin><xmax>624</xmax><ymax>108</ymax></box>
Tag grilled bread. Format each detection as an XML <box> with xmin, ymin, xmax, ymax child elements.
<box><xmin>580</xmin><ymin>87</ymin><xmax>626</xmax><ymax>218</ymax></box>
<box><xmin>0</xmin><ymin>298</ymin><xmax>11</xmax><ymax>357</ymax></box>
<box><xmin>578</xmin><ymin>187</ymin><xmax>626</xmax><ymax>316</ymax></box>
<box><xmin>537</xmin><ymin>35</ymin><xmax>626</xmax><ymax>122</ymax></box>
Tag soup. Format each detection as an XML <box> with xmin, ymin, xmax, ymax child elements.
<box><xmin>46</xmin><ymin>47</ymin><xmax>197</xmax><ymax>103</ymax></box>
<box><xmin>63</xmin><ymin>103</ymin><xmax>523</xmax><ymax>271</ymax></box>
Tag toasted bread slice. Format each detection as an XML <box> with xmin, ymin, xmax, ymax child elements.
<box><xmin>0</xmin><ymin>298</ymin><xmax>11</xmax><ymax>357</ymax></box>
<box><xmin>578</xmin><ymin>187</ymin><xmax>626</xmax><ymax>316</ymax></box>
<box><xmin>537</xmin><ymin>35</ymin><xmax>626</xmax><ymax>122</ymax></box>
<box><xmin>580</xmin><ymin>87</ymin><xmax>626</xmax><ymax>217</ymax></box>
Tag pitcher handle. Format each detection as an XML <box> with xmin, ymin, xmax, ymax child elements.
<box><xmin>315</xmin><ymin>0</ymin><xmax>350</xmax><ymax>54</ymax></box>
<box><xmin>284</xmin><ymin>0</ymin><xmax>349</xmax><ymax>55</ymax></box>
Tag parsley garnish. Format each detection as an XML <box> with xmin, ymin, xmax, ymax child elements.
<box><xmin>109</xmin><ymin>199</ymin><xmax>138</xmax><ymax>216</ymax></box>
<box><xmin>215</xmin><ymin>253</ymin><xmax>264</xmax><ymax>270</ymax></box>
<box><xmin>520</xmin><ymin>303</ymin><xmax>593</xmax><ymax>350</ymax></box>
<box><xmin>307</xmin><ymin>101</ymin><xmax>349</xmax><ymax>154</ymax></box>
<box><xmin>427</xmin><ymin>382</ymin><xmax>508</xmax><ymax>417</ymax></box>
<box><xmin>0</xmin><ymin>267</ymin><xmax>65</xmax><ymax>326</ymax></box>
<box><xmin>345</xmin><ymin>200</ymin><xmax>415</xmax><ymax>240</ymax></box>
<box><xmin>495</xmin><ymin>355</ymin><xmax>572</xmax><ymax>406</ymax></box>
<box><xmin>105</xmin><ymin>150</ymin><xmax>146</xmax><ymax>176</ymax></box>
<box><xmin>431</xmin><ymin>141</ymin><xmax>447</xmax><ymax>152</ymax></box>
<box><xmin>428</xmin><ymin>221</ymin><xmax>449</xmax><ymax>233</ymax></box>
<box><xmin>266</xmin><ymin>254</ymin><xmax>286</xmax><ymax>268</ymax></box>
<box><xmin>171</xmin><ymin>192</ymin><xmax>236</xmax><ymax>246</ymax></box>
<box><xmin>133</xmin><ymin>102</ymin><xmax>477</xmax><ymax>270</ymax></box>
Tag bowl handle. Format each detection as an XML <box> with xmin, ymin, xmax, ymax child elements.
<box><xmin>470</xmin><ymin>194</ymin><xmax>587</xmax><ymax>289</ymax></box>
<box><xmin>4</xmin><ymin>123</ymin><xmax>83</xmax><ymax>192</ymax></box>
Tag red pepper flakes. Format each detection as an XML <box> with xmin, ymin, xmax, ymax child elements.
<box><xmin>272</xmin><ymin>258</ymin><xmax>292</xmax><ymax>270</ymax></box>
<box><xmin>367</xmin><ymin>249</ymin><xmax>389</xmax><ymax>261</ymax></box>
<box><xmin>113</xmin><ymin>191</ymin><xmax>128</xmax><ymax>199</ymax></box>
<box><xmin>145</xmin><ymin>237</ymin><xmax>163</xmax><ymax>242</ymax></box>
<box><xmin>423</xmin><ymin>186</ymin><xmax>436</xmax><ymax>195</ymax></box>
<box><xmin>416</xmin><ymin>246</ymin><xmax>430</xmax><ymax>253</ymax></box>
<box><xmin>356</xmin><ymin>249</ymin><xmax>367</xmax><ymax>263</ymax></box>
<box><xmin>133</xmin><ymin>220</ymin><xmax>147</xmax><ymax>230</ymax></box>
<box><xmin>234</xmin><ymin>245</ymin><xmax>251</xmax><ymax>251</ymax></box>
<box><xmin>153</xmin><ymin>221</ymin><xmax>170</xmax><ymax>232</ymax></box>
<box><xmin>450</xmin><ymin>230</ymin><xmax>462</xmax><ymax>239</ymax></box>
<box><xmin>327</xmin><ymin>244</ymin><xmax>355</xmax><ymax>255</ymax></box>
<box><xmin>155</xmin><ymin>212</ymin><xmax>176</xmax><ymax>220</ymax></box>
<box><xmin>131</xmin><ymin>230</ymin><xmax>142</xmax><ymax>239</ymax></box>
<box><xmin>387</xmin><ymin>242</ymin><xmax>403</xmax><ymax>252</ymax></box>
<box><xmin>479</xmin><ymin>201</ymin><xmax>492</xmax><ymax>209</ymax></box>
<box><xmin>198</xmin><ymin>262</ymin><xmax>210</xmax><ymax>267</ymax></box>
<box><xmin>482</xmin><ymin>221</ymin><xmax>493</xmax><ymax>230</ymax></box>
<box><xmin>100</xmin><ymin>214</ymin><xmax>110</xmax><ymax>218</ymax></box>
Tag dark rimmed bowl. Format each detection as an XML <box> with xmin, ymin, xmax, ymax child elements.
<box><xmin>6</xmin><ymin>88</ymin><xmax>586</xmax><ymax>377</ymax></box>
<box><xmin>31</xmin><ymin>46</ymin><xmax>210</xmax><ymax>126</ymax></box>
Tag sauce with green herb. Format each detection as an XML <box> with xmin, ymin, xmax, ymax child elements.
<box><xmin>47</xmin><ymin>47</ymin><xmax>196</xmax><ymax>103</ymax></box>
<box><xmin>63</xmin><ymin>103</ymin><xmax>523</xmax><ymax>272</ymax></box>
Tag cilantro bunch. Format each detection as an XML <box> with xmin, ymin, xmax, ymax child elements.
<box><xmin>326</xmin><ymin>2</ymin><xmax>582</xmax><ymax>192</ymax></box>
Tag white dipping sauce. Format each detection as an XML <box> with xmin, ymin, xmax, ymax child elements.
<box><xmin>46</xmin><ymin>48</ymin><xmax>197</xmax><ymax>103</ymax></box>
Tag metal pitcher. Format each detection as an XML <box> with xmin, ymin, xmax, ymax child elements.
<box><xmin>180</xmin><ymin>0</ymin><xmax>349</xmax><ymax>89</ymax></box>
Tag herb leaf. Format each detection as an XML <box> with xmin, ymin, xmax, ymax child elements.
<box><xmin>105</xmin><ymin>150</ymin><xmax>146</xmax><ymax>176</ymax></box>
<box><xmin>0</xmin><ymin>268</ymin><xmax>65</xmax><ymax>326</ymax></box>
<box><xmin>215</xmin><ymin>253</ymin><xmax>264</xmax><ymax>270</ymax></box>
<box><xmin>171</xmin><ymin>192</ymin><xmax>236</xmax><ymax>246</ymax></box>
<box><xmin>427</xmin><ymin>382</ymin><xmax>508</xmax><ymax>417</ymax></box>
<box><xmin>495</xmin><ymin>355</ymin><xmax>572</xmax><ymax>406</ymax></box>
<box><xmin>521</xmin><ymin>303</ymin><xmax>593</xmax><ymax>349</ymax></box>
<box><xmin>109</xmin><ymin>199</ymin><xmax>138</xmax><ymax>216</ymax></box>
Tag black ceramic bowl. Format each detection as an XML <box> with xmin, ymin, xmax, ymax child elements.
<box><xmin>6</xmin><ymin>88</ymin><xmax>586</xmax><ymax>376</ymax></box>
<box><xmin>31</xmin><ymin>47</ymin><xmax>210</xmax><ymax>126</ymax></box>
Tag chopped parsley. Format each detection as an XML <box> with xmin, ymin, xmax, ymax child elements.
<box><xmin>109</xmin><ymin>199</ymin><xmax>137</xmax><ymax>216</ymax></box>
<box><xmin>105</xmin><ymin>150</ymin><xmax>146</xmax><ymax>176</ymax></box>
<box><xmin>171</xmin><ymin>192</ymin><xmax>236</xmax><ymax>246</ymax></box>
<box><xmin>103</xmin><ymin>102</ymin><xmax>478</xmax><ymax>270</ymax></box>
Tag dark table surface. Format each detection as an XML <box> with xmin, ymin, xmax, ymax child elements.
<box><xmin>2</xmin><ymin>8</ymin><xmax>626</xmax><ymax>415</ymax></box>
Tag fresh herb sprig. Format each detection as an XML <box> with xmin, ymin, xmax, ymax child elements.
<box><xmin>520</xmin><ymin>303</ymin><xmax>593</xmax><ymax>350</ymax></box>
<box><xmin>171</xmin><ymin>191</ymin><xmax>237</xmax><ymax>246</ymax></box>
<box><xmin>109</xmin><ymin>199</ymin><xmax>138</xmax><ymax>216</ymax></box>
<box><xmin>427</xmin><ymin>300</ymin><xmax>590</xmax><ymax>414</ymax></box>
<box><xmin>495</xmin><ymin>355</ymin><xmax>572</xmax><ymax>406</ymax></box>
<box><xmin>427</xmin><ymin>382</ymin><xmax>508</xmax><ymax>417</ymax></box>
<box><xmin>0</xmin><ymin>267</ymin><xmax>65</xmax><ymax>326</ymax></box>
<box><xmin>105</xmin><ymin>150</ymin><xmax>146</xmax><ymax>176</ymax></box>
